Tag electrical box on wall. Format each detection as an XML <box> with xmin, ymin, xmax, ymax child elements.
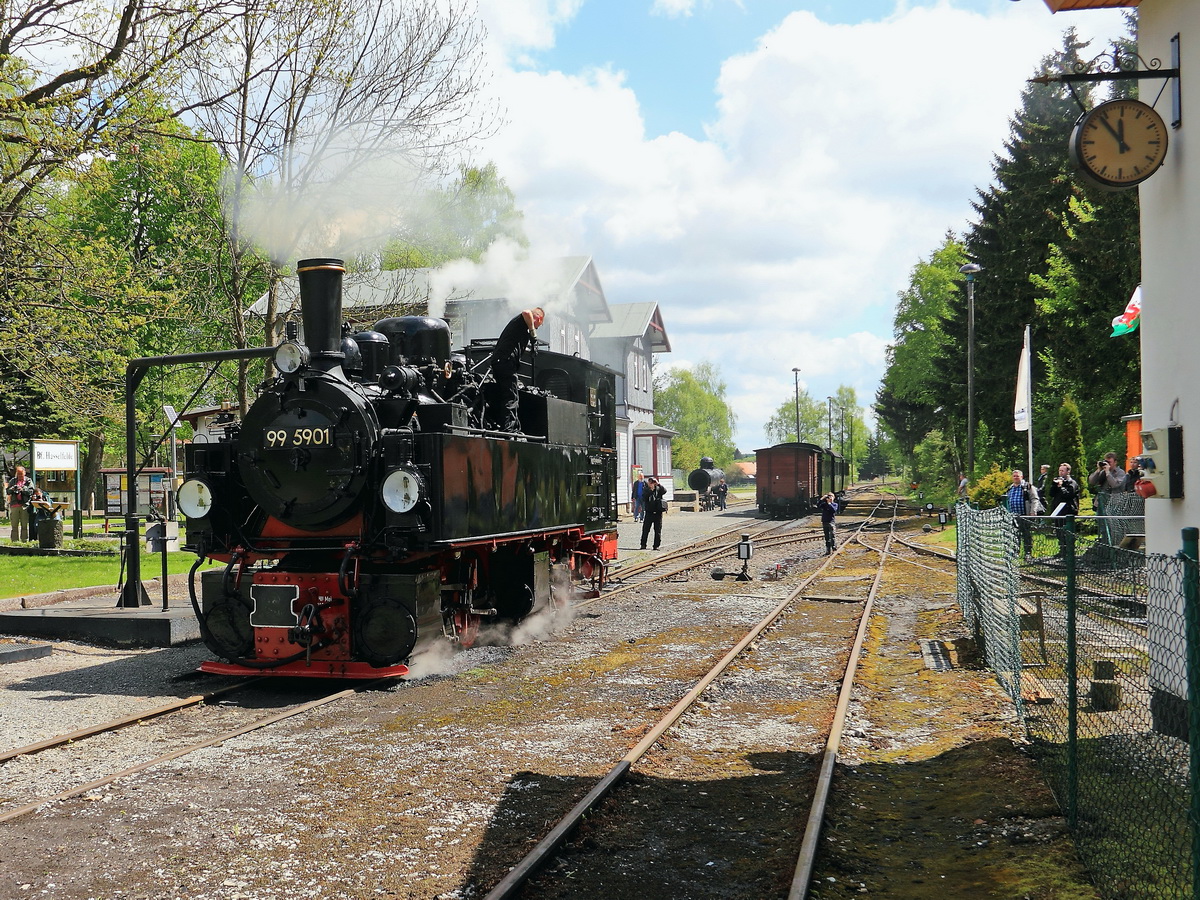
<box><xmin>1135</xmin><ymin>426</ymin><xmax>1184</xmax><ymax>499</ymax></box>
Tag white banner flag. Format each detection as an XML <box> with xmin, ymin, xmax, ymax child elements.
<box><xmin>1014</xmin><ymin>326</ymin><xmax>1031</xmax><ymax>432</ymax></box>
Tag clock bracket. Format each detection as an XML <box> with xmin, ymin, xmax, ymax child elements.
<box><xmin>1029</xmin><ymin>33</ymin><xmax>1181</xmax><ymax>130</ymax></box>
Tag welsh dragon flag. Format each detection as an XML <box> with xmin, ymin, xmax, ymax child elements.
<box><xmin>1110</xmin><ymin>285</ymin><xmax>1142</xmax><ymax>337</ymax></box>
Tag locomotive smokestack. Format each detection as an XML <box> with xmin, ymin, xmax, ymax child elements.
<box><xmin>297</xmin><ymin>257</ymin><xmax>346</xmax><ymax>370</ymax></box>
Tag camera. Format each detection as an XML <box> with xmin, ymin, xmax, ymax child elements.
<box><xmin>1097</xmin><ymin>460</ymin><xmax>1106</xmax><ymax>468</ymax></box>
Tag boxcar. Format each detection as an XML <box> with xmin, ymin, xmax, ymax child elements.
<box><xmin>755</xmin><ymin>442</ymin><xmax>846</xmax><ymax>518</ymax></box>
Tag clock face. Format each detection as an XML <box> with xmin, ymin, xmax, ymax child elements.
<box><xmin>1070</xmin><ymin>99</ymin><xmax>1168</xmax><ymax>190</ymax></box>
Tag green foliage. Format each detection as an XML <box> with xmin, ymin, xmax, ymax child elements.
<box><xmin>1032</xmin><ymin>192</ymin><xmax>1140</xmax><ymax>455</ymax></box>
<box><xmin>763</xmin><ymin>390</ymin><xmax>825</xmax><ymax>446</ymax></box>
<box><xmin>913</xmin><ymin>430</ymin><xmax>958</xmax><ymax>503</ymax></box>
<box><xmin>382</xmin><ymin>163</ymin><xmax>528</xmax><ymax>268</ymax></box>
<box><xmin>860</xmin><ymin>436</ymin><xmax>890</xmax><ymax>481</ymax></box>
<box><xmin>968</xmin><ymin>464</ymin><xmax>1013</xmax><ymax>510</ymax></box>
<box><xmin>929</xmin><ymin>28</ymin><xmax>1131</xmax><ymax>468</ymax></box>
<box><xmin>876</xmin><ymin>235</ymin><xmax>968</xmax><ymax>470</ymax></box>
<box><xmin>1048</xmin><ymin>395</ymin><xmax>1087</xmax><ymax>484</ymax></box>
<box><xmin>653</xmin><ymin>362</ymin><xmax>737</xmax><ymax>469</ymax></box>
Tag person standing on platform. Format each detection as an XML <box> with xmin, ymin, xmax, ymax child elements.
<box><xmin>715</xmin><ymin>478</ymin><xmax>729</xmax><ymax>511</ymax></box>
<box><xmin>6</xmin><ymin>465</ymin><xmax>34</xmax><ymax>542</ymax></box>
<box><xmin>1004</xmin><ymin>469</ymin><xmax>1034</xmax><ymax>558</ymax></box>
<box><xmin>818</xmin><ymin>492</ymin><xmax>838</xmax><ymax>554</ymax></box>
<box><xmin>640</xmin><ymin>476</ymin><xmax>667</xmax><ymax>550</ymax></box>
<box><xmin>631</xmin><ymin>472</ymin><xmax>646</xmax><ymax>522</ymax></box>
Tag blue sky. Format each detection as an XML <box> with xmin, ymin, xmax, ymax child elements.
<box><xmin>471</xmin><ymin>0</ymin><xmax>1130</xmax><ymax>453</ymax></box>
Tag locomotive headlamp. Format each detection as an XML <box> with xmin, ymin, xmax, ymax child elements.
<box><xmin>275</xmin><ymin>340</ymin><xmax>309</xmax><ymax>375</ymax></box>
<box><xmin>382</xmin><ymin>468</ymin><xmax>423</xmax><ymax>514</ymax></box>
<box><xmin>177</xmin><ymin>479</ymin><xmax>214</xmax><ymax>519</ymax></box>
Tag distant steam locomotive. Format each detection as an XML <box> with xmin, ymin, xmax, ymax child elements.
<box><xmin>688</xmin><ymin>457</ymin><xmax>725</xmax><ymax>510</ymax></box>
<box><xmin>176</xmin><ymin>258</ymin><xmax>618</xmax><ymax>678</ymax></box>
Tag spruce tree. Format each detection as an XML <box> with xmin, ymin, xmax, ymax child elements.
<box><xmin>937</xmin><ymin>29</ymin><xmax>1101</xmax><ymax>462</ymax></box>
<box><xmin>1049</xmin><ymin>395</ymin><xmax>1087</xmax><ymax>487</ymax></box>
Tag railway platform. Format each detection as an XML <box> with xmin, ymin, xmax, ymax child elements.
<box><xmin>0</xmin><ymin>576</ymin><xmax>200</xmax><ymax>648</ymax></box>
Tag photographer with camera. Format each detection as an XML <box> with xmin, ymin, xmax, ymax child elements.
<box><xmin>1087</xmin><ymin>452</ymin><xmax>1127</xmax><ymax>495</ymax></box>
<box><xmin>1049</xmin><ymin>462</ymin><xmax>1081</xmax><ymax>516</ymax></box>
<box><xmin>6</xmin><ymin>465</ymin><xmax>34</xmax><ymax>542</ymax></box>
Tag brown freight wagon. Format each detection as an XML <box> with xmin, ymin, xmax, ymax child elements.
<box><xmin>754</xmin><ymin>441</ymin><xmax>845</xmax><ymax>518</ymax></box>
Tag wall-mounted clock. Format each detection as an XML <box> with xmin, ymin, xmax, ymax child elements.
<box><xmin>1069</xmin><ymin>98</ymin><xmax>1169</xmax><ymax>190</ymax></box>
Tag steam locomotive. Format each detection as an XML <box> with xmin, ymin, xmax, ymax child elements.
<box><xmin>176</xmin><ymin>258</ymin><xmax>618</xmax><ymax>678</ymax></box>
<box><xmin>688</xmin><ymin>457</ymin><xmax>725</xmax><ymax>510</ymax></box>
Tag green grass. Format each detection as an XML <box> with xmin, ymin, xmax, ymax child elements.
<box><xmin>0</xmin><ymin>543</ymin><xmax>213</xmax><ymax>600</ymax></box>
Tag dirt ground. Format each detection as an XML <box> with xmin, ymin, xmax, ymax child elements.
<box><xmin>0</xmin><ymin>514</ymin><xmax>1102</xmax><ymax>900</ymax></box>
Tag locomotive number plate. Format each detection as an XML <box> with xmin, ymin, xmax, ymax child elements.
<box><xmin>265</xmin><ymin>426</ymin><xmax>334</xmax><ymax>448</ymax></box>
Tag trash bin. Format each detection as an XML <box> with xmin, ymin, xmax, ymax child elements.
<box><xmin>38</xmin><ymin>517</ymin><xmax>63</xmax><ymax>550</ymax></box>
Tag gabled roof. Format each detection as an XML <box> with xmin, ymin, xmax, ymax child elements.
<box><xmin>249</xmin><ymin>256</ymin><xmax>612</xmax><ymax>325</ymax></box>
<box><xmin>591</xmin><ymin>302</ymin><xmax>671</xmax><ymax>353</ymax></box>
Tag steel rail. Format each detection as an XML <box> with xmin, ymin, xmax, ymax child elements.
<box><xmin>0</xmin><ymin>679</ymin><xmax>257</xmax><ymax>764</ymax></box>
<box><xmin>788</xmin><ymin>509</ymin><xmax>898</xmax><ymax>900</ymax></box>
<box><xmin>483</xmin><ymin>497</ymin><xmax>893</xmax><ymax>900</ymax></box>
<box><xmin>0</xmin><ymin>678</ymin><xmax>395</xmax><ymax>825</ymax></box>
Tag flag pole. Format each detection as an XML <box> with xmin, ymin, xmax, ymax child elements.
<box><xmin>1025</xmin><ymin>324</ymin><xmax>1034</xmax><ymax>481</ymax></box>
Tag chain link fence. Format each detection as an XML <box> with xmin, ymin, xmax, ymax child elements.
<box><xmin>957</xmin><ymin>497</ymin><xmax>1200</xmax><ymax>900</ymax></box>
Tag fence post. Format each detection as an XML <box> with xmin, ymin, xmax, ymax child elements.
<box><xmin>1065</xmin><ymin>516</ymin><xmax>1078</xmax><ymax>830</ymax></box>
<box><xmin>1181</xmin><ymin>527</ymin><xmax>1200</xmax><ymax>900</ymax></box>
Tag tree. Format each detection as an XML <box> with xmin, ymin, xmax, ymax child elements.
<box><xmin>860</xmin><ymin>436</ymin><xmax>889</xmax><ymax>481</ymax></box>
<box><xmin>382</xmin><ymin>163</ymin><xmax>528</xmax><ymax>269</ymax></box>
<box><xmin>0</xmin><ymin>0</ymin><xmax>231</xmax><ymax>224</ymax></box>
<box><xmin>653</xmin><ymin>362</ymin><xmax>737</xmax><ymax>472</ymax></box>
<box><xmin>1</xmin><ymin>116</ymin><xmax>238</xmax><ymax>506</ymax></box>
<box><xmin>182</xmin><ymin>0</ymin><xmax>496</xmax><ymax>408</ymax></box>
<box><xmin>876</xmin><ymin>236</ymin><xmax>967</xmax><ymax>473</ymax></box>
<box><xmin>1032</xmin><ymin>193</ymin><xmax>1140</xmax><ymax>458</ymax></box>
<box><xmin>947</xmin><ymin>28</ymin><xmax>1105</xmax><ymax>464</ymax></box>
<box><xmin>763</xmin><ymin>391</ymin><xmax>825</xmax><ymax>445</ymax></box>
<box><xmin>1048</xmin><ymin>396</ymin><xmax>1087</xmax><ymax>489</ymax></box>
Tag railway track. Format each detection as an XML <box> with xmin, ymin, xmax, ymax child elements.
<box><xmin>0</xmin><ymin>678</ymin><xmax>393</xmax><ymax>824</ymax></box>
<box><xmin>482</xmin><ymin>501</ymin><xmax>903</xmax><ymax>899</ymax></box>
<box><xmin>0</xmin><ymin>490</ymin><xmax>999</xmax><ymax>900</ymax></box>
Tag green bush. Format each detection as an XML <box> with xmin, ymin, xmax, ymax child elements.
<box><xmin>968</xmin><ymin>464</ymin><xmax>1013</xmax><ymax>510</ymax></box>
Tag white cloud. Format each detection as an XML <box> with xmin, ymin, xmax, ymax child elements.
<box><xmin>475</xmin><ymin>0</ymin><xmax>583</xmax><ymax>65</ymax></box>
<box><xmin>474</xmin><ymin>2</ymin><xmax>1128</xmax><ymax>451</ymax></box>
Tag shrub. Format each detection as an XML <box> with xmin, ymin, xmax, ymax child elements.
<box><xmin>968</xmin><ymin>464</ymin><xmax>1013</xmax><ymax>510</ymax></box>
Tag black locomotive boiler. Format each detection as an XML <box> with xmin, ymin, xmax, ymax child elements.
<box><xmin>687</xmin><ymin>457</ymin><xmax>724</xmax><ymax>510</ymax></box>
<box><xmin>177</xmin><ymin>258</ymin><xmax>618</xmax><ymax>678</ymax></box>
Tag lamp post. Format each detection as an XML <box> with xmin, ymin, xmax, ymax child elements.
<box><xmin>959</xmin><ymin>262</ymin><xmax>982</xmax><ymax>480</ymax></box>
<box><xmin>827</xmin><ymin>396</ymin><xmax>833</xmax><ymax>450</ymax></box>
<box><xmin>848</xmin><ymin>413</ymin><xmax>854</xmax><ymax>483</ymax></box>
<box><xmin>792</xmin><ymin>367</ymin><xmax>801</xmax><ymax>442</ymax></box>
<box><xmin>838</xmin><ymin>405</ymin><xmax>845</xmax><ymax>456</ymax></box>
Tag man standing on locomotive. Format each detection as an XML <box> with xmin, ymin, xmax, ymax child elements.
<box><xmin>485</xmin><ymin>306</ymin><xmax>545</xmax><ymax>432</ymax></box>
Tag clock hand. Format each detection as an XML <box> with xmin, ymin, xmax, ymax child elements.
<box><xmin>1116</xmin><ymin>117</ymin><xmax>1129</xmax><ymax>154</ymax></box>
<box><xmin>1095</xmin><ymin>112</ymin><xmax>1130</xmax><ymax>153</ymax></box>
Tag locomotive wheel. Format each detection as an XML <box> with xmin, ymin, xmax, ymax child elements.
<box><xmin>453</xmin><ymin>611</ymin><xmax>481</xmax><ymax>648</ymax></box>
<box><xmin>203</xmin><ymin>601</ymin><xmax>254</xmax><ymax>660</ymax></box>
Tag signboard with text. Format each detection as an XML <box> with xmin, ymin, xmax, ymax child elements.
<box><xmin>33</xmin><ymin>440</ymin><xmax>78</xmax><ymax>470</ymax></box>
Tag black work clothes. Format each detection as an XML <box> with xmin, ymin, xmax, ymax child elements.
<box><xmin>640</xmin><ymin>483</ymin><xmax>667</xmax><ymax>549</ymax></box>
